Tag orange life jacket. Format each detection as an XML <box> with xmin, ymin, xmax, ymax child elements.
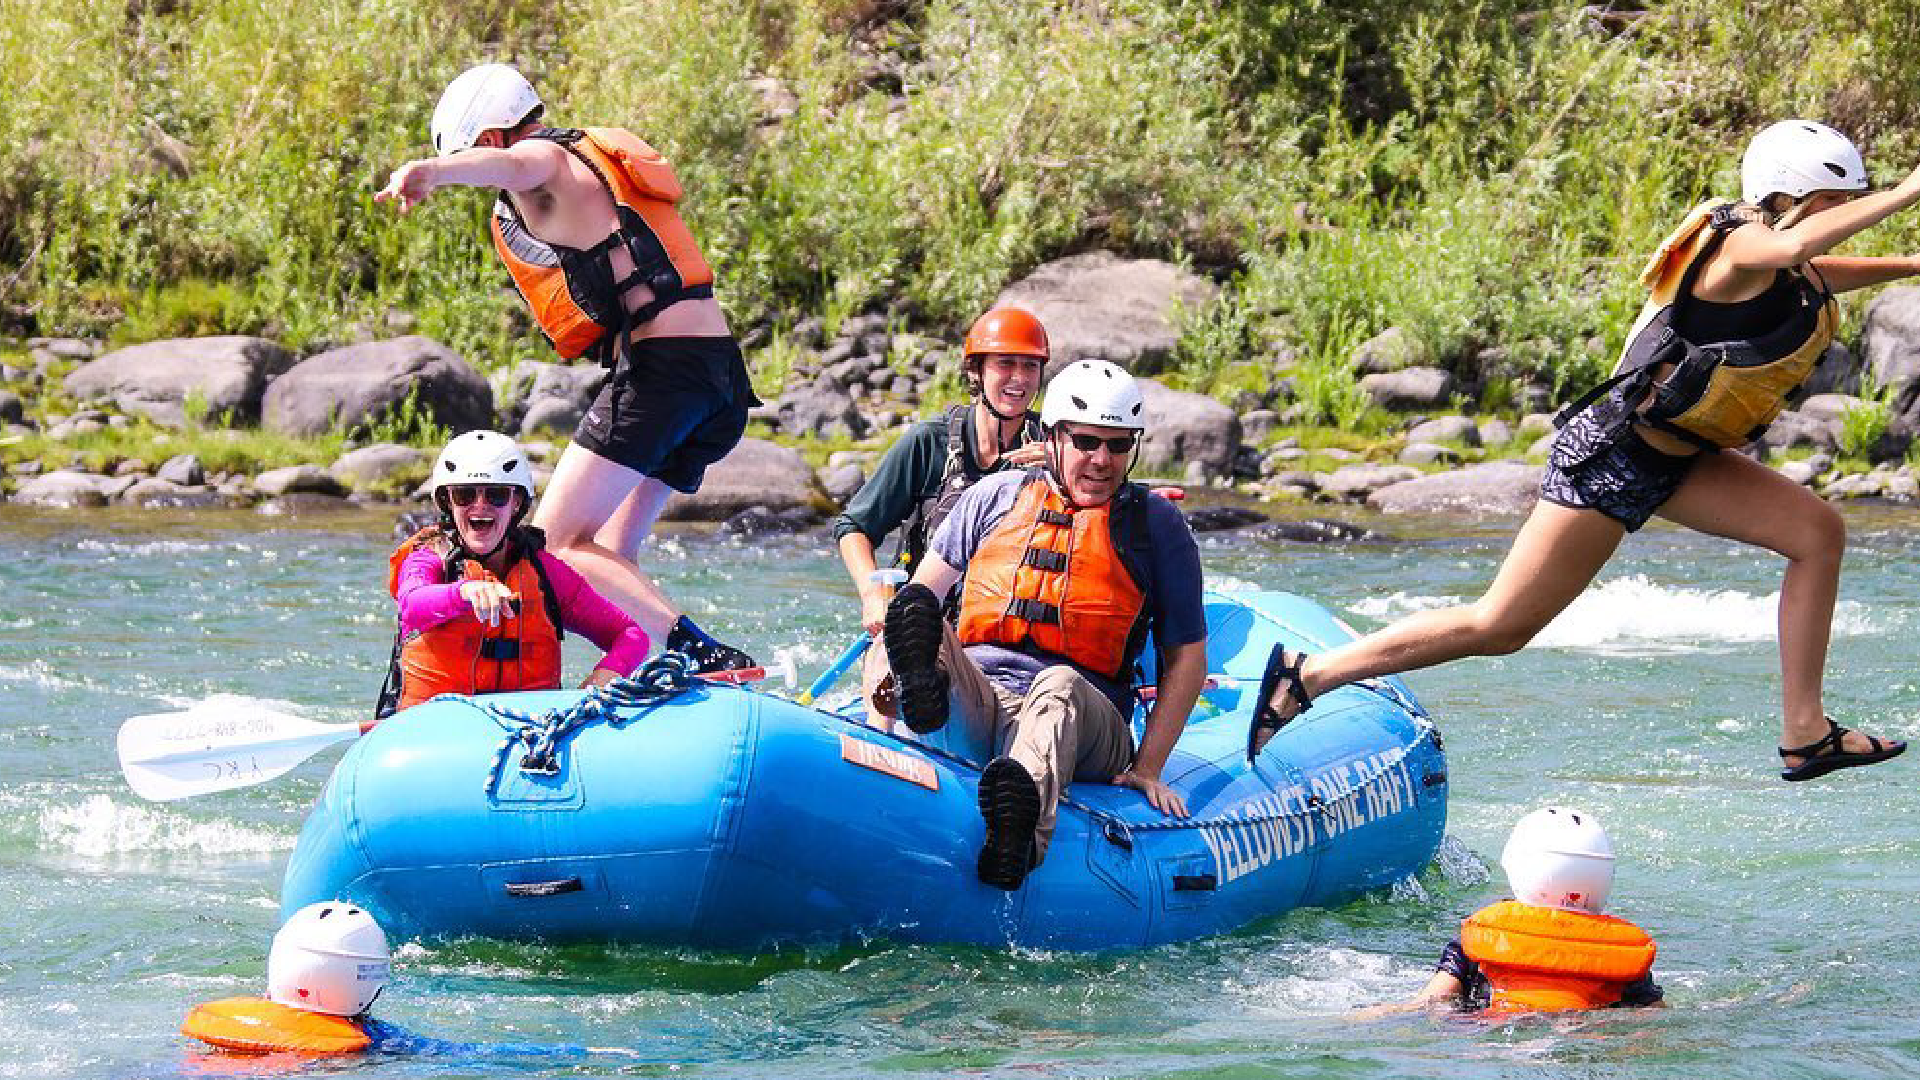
<box><xmin>956</xmin><ymin>471</ymin><xmax>1151</xmax><ymax>681</ymax></box>
<box><xmin>382</xmin><ymin>529</ymin><xmax>564</xmax><ymax>714</ymax></box>
<box><xmin>1460</xmin><ymin>900</ymin><xmax>1657</xmax><ymax>1012</ymax></box>
<box><xmin>489</xmin><ymin>127</ymin><xmax>715</xmax><ymax>362</ymax></box>
<box><xmin>181</xmin><ymin>997</ymin><xmax>370</xmax><ymax>1055</ymax></box>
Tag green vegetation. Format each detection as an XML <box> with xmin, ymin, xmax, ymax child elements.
<box><xmin>6</xmin><ymin>0</ymin><xmax>1920</xmax><ymax>415</ymax></box>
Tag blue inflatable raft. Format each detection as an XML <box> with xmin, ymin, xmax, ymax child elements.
<box><xmin>280</xmin><ymin>590</ymin><xmax>1447</xmax><ymax>950</ymax></box>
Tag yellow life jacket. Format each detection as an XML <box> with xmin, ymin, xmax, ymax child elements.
<box><xmin>1564</xmin><ymin>201</ymin><xmax>1835</xmax><ymax>449</ymax></box>
<box><xmin>490</xmin><ymin>127</ymin><xmax>715</xmax><ymax>363</ymax></box>
<box><xmin>956</xmin><ymin>471</ymin><xmax>1151</xmax><ymax>681</ymax></box>
<box><xmin>1460</xmin><ymin>900</ymin><xmax>1657</xmax><ymax>1012</ymax></box>
<box><xmin>181</xmin><ymin>997</ymin><xmax>371</xmax><ymax>1054</ymax></box>
<box><xmin>378</xmin><ymin>528</ymin><xmax>564</xmax><ymax>718</ymax></box>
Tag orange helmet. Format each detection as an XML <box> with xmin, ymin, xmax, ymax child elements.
<box><xmin>963</xmin><ymin>307</ymin><xmax>1049</xmax><ymax>362</ymax></box>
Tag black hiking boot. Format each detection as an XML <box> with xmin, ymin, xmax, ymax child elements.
<box><xmin>883</xmin><ymin>583</ymin><xmax>949</xmax><ymax>735</ymax></box>
<box><xmin>976</xmin><ymin>756</ymin><xmax>1042</xmax><ymax>890</ymax></box>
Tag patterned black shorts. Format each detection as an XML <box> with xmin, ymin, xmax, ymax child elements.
<box><xmin>1540</xmin><ymin>405</ymin><xmax>1704</xmax><ymax>532</ymax></box>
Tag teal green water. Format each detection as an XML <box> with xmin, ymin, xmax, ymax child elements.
<box><xmin>4</xmin><ymin>502</ymin><xmax>1920</xmax><ymax>1078</ymax></box>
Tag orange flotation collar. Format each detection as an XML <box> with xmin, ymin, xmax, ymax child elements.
<box><xmin>385</xmin><ymin>530</ymin><xmax>564</xmax><ymax>714</ymax></box>
<box><xmin>182</xmin><ymin>997</ymin><xmax>370</xmax><ymax>1055</ymax></box>
<box><xmin>1461</xmin><ymin>899</ymin><xmax>1656</xmax><ymax>1012</ymax></box>
<box><xmin>956</xmin><ymin>471</ymin><xmax>1150</xmax><ymax>681</ymax></box>
<box><xmin>490</xmin><ymin>126</ymin><xmax>715</xmax><ymax>361</ymax></box>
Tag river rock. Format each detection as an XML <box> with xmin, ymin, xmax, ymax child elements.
<box><xmin>1864</xmin><ymin>287</ymin><xmax>1920</xmax><ymax>439</ymax></box>
<box><xmin>500</xmin><ymin>361</ymin><xmax>607</xmax><ymax>436</ymax></box>
<box><xmin>156</xmin><ymin>454</ymin><xmax>205</xmax><ymax>486</ymax></box>
<box><xmin>0</xmin><ymin>391</ymin><xmax>22</xmax><ymax>427</ymax></box>
<box><xmin>1360</xmin><ymin>367</ymin><xmax>1454</xmax><ymax>412</ymax></box>
<box><xmin>262</xmin><ymin>336</ymin><xmax>492</xmax><ymax>437</ymax></box>
<box><xmin>257</xmin><ymin>493</ymin><xmax>358</xmax><ymax>517</ymax></box>
<box><xmin>1316</xmin><ymin>464</ymin><xmax>1422</xmax><ymax>500</ymax></box>
<box><xmin>1137</xmin><ymin>379</ymin><xmax>1240</xmax><ymax>477</ymax></box>
<box><xmin>1398</xmin><ymin>442</ymin><xmax>1460</xmax><ymax>465</ymax></box>
<box><xmin>659</xmin><ymin>436</ymin><xmax>822</xmax><ymax>522</ymax></box>
<box><xmin>991</xmin><ymin>251</ymin><xmax>1219</xmax><ymax>376</ymax></box>
<box><xmin>253</xmin><ymin>465</ymin><xmax>349</xmax><ymax>497</ymax></box>
<box><xmin>331</xmin><ymin>444</ymin><xmax>431</xmax><ymax>490</ymax></box>
<box><xmin>772</xmin><ymin>380</ymin><xmax>869</xmax><ymax>439</ymax></box>
<box><xmin>1800</xmin><ymin>341</ymin><xmax>1863</xmax><ymax>398</ymax></box>
<box><xmin>1758</xmin><ymin>408</ymin><xmax>1840</xmax><ymax>452</ymax></box>
<box><xmin>820</xmin><ymin>463</ymin><xmax>866</xmax><ymax>503</ymax></box>
<box><xmin>1184</xmin><ymin>505</ymin><xmax>1269</xmax><ymax>533</ymax></box>
<box><xmin>1776</xmin><ymin>459</ymin><xmax>1822</xmax><ymax>486</ymax></box>
<box><xmin>719</xmin><ymin>505</ymin><xmax>818</xmax><ymax>537</ymax></box>
<box><xmin>1404</xmin><ymin>415</ymin><xmax>1481</xmax><ymax>446</ymax></box>
<box><xmin>119</xmin><ymin>478</ymin><xmax>227</xmax><ymax>508</ymax></box>
<box><xmin>1256</xmin><ymin>518</ymin><xmax>1383</xmax><ymax>542</ymax></box>
<box><xmin>64</xmin><ymin>336</ymin><xmax>295</xmax><ymax>427</ymax></box>
<box><xmin>1351</xmin><ymin>327</ymin><xmax>1424</xmax><ymax>374</ymax></box>
<box><xmin>12</xmin><ymin>470</ymin><xmax>110</xmax><ymax>507</ymax></box>
<box><xmin>1367</xmin><ymin>461</ymin><xmax>1543</xmax><ymax>516</ymax></box>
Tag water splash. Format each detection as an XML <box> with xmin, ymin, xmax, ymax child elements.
<box><xmin>1349</xmin><ymin>574</ymin><xmax>1880</xmax><ymax>656</ymax></box>
<box><xmin>34</xmin><ymin>795</ymin><xmax>293</xmax><ymax>856</ymax></box>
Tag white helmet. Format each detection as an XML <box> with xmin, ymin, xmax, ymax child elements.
<box><xmin>267</xmin><ymin>902</ymin><xmax>391</xmax><ymax>1017</ymax></box>
<box><xmin>431</xmin><ymin>63</ymin><xmax>543</xmax><ymax>156</ymax></box>
<box><xmin>1741</xmin><ymin>120</ymin><xmax>1869</xmax><ymax>204</ymax></box>
<box><xmin>430</xmin><ymin>430</ymin><xmax>535</xmax><ymax>497</ymax></box>
<box><xmin>1500</xmin><ymin>806</ymin><xmax>1616</xmax><ymax>914</ymax></box>
<box><xmin>1039</xmin><ymin>360</ymin><xmax>1146</xmax><ymax>431</ymax></box>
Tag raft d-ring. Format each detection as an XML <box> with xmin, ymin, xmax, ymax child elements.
<box><xmin>519</xmin><ymin>752</ymin><xmax>560</xmax><ymax>776</ymax></box>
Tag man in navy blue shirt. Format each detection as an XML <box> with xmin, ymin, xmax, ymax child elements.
<box><xmin>882</xmin><ymin>360</ymin><xmax>1206</xmax><ymax>890</ymax></box>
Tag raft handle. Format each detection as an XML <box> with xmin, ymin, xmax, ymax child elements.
<box><xmin>1102</xmin><ymin>819</ymin><xmax>1134</xmax><ymax>851</ymax></box>
<box><xmin>1422</xmin><ymin>771</ymin><xmax>1448</xmax><ymax>788</ymax></box>
<box><xmin>1172</xmin><ymin>873</ymin><xmax>1217</xmax><ymax>892</ymax></box>
<box><xmin>503</xmin><ymin>876</ymin><xmax>585</xmax><ymax>898</ymax></box>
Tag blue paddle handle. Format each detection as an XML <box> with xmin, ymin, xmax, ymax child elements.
<box><xmin>803</xmin><ymin>636</ymin><xmax>872</xmax><ymax>703</ymax></box>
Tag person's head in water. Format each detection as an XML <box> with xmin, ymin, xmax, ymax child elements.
<box><xmin>430</xmin><ymin>63</ymin><xmax>545</xmax><ymax>155</ymax></box>
<box><xmin>1742</xmin><ymin>119</ymin><xmax>1871</xmax><ymax>228</ymax></box>
<box><xmin>1038</xmin><ymin>359</ymin><xmax>1145</xmax><ymax>509</ymax></box>
<box><xmin>431</xmin><ymin>431</ymin><xmax>538</xmax><ymax>560</ymax></box>
<box><xmin>1500</xmin><ymin>806</ymin><xmax>1616</xmax><ymax>915</ymax></box>
<box><xmin>962</xmin><ymin>307</ymin><xmax>1048</xmax><ymax>428</ymax></box>
<box><xmin>268</xmin><ymin>901</ymin><xmax>391</xmax><ymax>1018</ymax></box>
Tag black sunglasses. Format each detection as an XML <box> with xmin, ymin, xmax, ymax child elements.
<box><xmin>446</xmin><ymin>485</ymin><xmax>519</xmax><ymax>508</ymax></box>
<box><xmin>1064</xmin><ymin>432</ymin><xmax>1138</xmax><ymax>454</ymax></box>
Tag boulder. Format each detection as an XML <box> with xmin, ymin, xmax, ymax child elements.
<box><xmin>119</xmin><ymin>478</ymin><xmax>227</xmax><ymax>508</ymax></box>
<box><xmin>1757</xmin><ymin>409</ymin><xmax>1840</xmax><ymax>452</ymax></box>
<box><xmin>991</xmin><ymin>251</ymin><xmax>1219</xmax><ymax>376</ymax></box>
<box><xmin>261</xmin><ymin>336</ymin><xmax>492</xmax><ymax>437</ymax></box>
<box><xmin>773</xmin><ymin>380</ymin><xmax>869</xmax><ymax>439</ymax></box>
<box><xmin>498</xmin><ymin>361</ymin><xmax>607</xmax><ymax>436</ymax></box>
<box><xmin>0</xmin><ymin>390</ymin><xmax>22</xmax><ymax>426</ymax></box>
<box><xmin>820</xmin><ymin>462</ymin><xmax>866</xmax><ymax>503</ymax></box>
<box><xmin>1799</xmin><ymin>341</ymin><xmax>1863</xmax><ymax>398</ymax></box>
<box><xmin>1256</xmin><ymin>518</ymin><xmax>1383</xmax><ymax>543</ymax></box>
<box><xmin>64</xmin><ymin>336</ymin><xmax>296</xmax><ymax>427</ymax></box>
<box><xmin>1316</xmin><ymin>464</ymin><xmax>1422</xmax><ymax>500</ymax></box>
<box><xmin>660</xmin><ymin>437</ymin><xmax>823</xmax><ymax>521</ymax></box>
<box><xmin>156</xmin><ymin>454</ymin><xmax>205</xmax><ymax>487</ymax></box>
<box><xmin>253</xmin><ymin>465</ymin><xmax>349</xmax><ymax>497</ymax></box>
<box><xmin>1865</xmin><ymin>287</ymin><xmax>1920</xmax><ymax>439</ymax></box>
<box><xmin>331</xmin><ymin>444</ymin><xmax>431</xmax><ymax>490</ymax></box>
<box><xmin>12</xmin><ymin>470</ymin><xmax>110</xmax><ymax>507</ymax></box>
<box><xmin>1398</xmin><ymin>442</ymin><xmax>1461</xmax><ymax>466</ymax></box>
<box><xmin>1350</xmin><ymin>327</ymin><xmax>1424</xmax><ymax>374</ymax></box>
<box><xmin>1403</xmin><ymin>415</ymin><xmax>1481</xmax><ymax>446</ymax></box>
<box><xmin>1359</xmin><ymin>366</ymin><xmax>1454</xmax><ymax>411</ymax></box>
<box><xmin>1137</xmin><ymin>379</ymin><xmax>1240</xmax><ymax>477</ymax></box>
<box><xmin>1367</xmin><ymin>461</ymin><xmax>1543</xmax><ymax>517</ymax></box>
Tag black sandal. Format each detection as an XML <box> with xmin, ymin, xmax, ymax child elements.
<box><xmin>1247</xmin><ymin>645</ymin><xmax>1313</xmax><ymax>763</ymax></box>
<box><xmin>1778</xmin><ymin>716</ymin><xmax>1906</xmax><ymax>782</ymax></box>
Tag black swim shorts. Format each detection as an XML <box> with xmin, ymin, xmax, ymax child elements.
<box><xmin>574</xmin><ymin>336</ymin><xmax>761</xmax><ymax>494</ymax></box>
<box><xmin>1540</xmin><ymin>403</ymin><xmax>1703</xmax><ymax>532</ymax></box>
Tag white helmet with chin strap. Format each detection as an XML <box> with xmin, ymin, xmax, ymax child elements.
<box><xmin>1741</xmin><ymin>120</ymin><xmax>1869</xmax><ymax>205</ymax></box>
<box><xmin>267</xmin><ymin>902</ymin><xmax>391</xmax><ymax>1017</ymax></box>
<box><xmin>1039</xmin><ymin>360</ymin><xmax>1146</xmax><ymax>432</ymax></box>
<box><xmin>431</xmin><ymin>430</ymin><xmax>535</xmax><ymax>498</ymax></box>
<box><xmin>1500</xmin><ymin>806</ymin><xmax>1616</xmax><ymax>914</ymax></box>
<box><xmin>431</xmin><ymin>63</ymin><xmax>543</xmax><ymax>156</ymax></box>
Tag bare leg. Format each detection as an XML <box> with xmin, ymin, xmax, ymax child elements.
<box><xmin>597</xmin><ymin>480</ymin><xmax>676</xmax><ymax>563</ymax></box>
<box><xmin>1653</xmin><ymin>450</ymin><xmax>1891</xmax><ymax>760</ymax></box>
<box><xmin>532</xmin><ymin>443</ymin><xmax>681</xmax><ymax>643</ymax></box>
<box><xmin>1280</xmin><ymin>501</ymin><xmax>1628</xmax><ymax>714</ymax></box>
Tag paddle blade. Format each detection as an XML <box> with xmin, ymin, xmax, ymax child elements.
<box><xmin>116</xmin><ymin>696</ymin><xmax>361</xmax><ymax>802</ymax></box>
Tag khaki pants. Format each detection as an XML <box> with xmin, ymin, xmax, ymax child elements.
<box><xmin>877</xmin><ymin>621</ymin><xmax>1134</xmax><ymax>863</ymax></box>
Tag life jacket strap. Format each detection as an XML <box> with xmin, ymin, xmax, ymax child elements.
<box><xmin>1021</xmin><ymin>548</ymin><xmax>1068</xmax><ymax>572</ymax></box>
<box><xmin>1006</xmin><ymin>598</ymin><xmax>1061</xmax><ymax>625</ymax></box>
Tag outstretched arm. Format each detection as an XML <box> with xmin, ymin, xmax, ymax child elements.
<box><xmin>375</xmin><ymin>140</ymin><xmax>567</xmax><ymax>212</ymax></box>
<box><xmin>1722</xmin><ymin>165</ymin><xmax>1920</xmax><ymax>269</ymax></box>
<box><xmin>1806</xmin><ymin>255</ymin><xmax>1920</xmax><ymax>293</ymax></box>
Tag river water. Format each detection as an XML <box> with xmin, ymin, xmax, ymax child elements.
<box><xmin>4</xmin><ymin>501</ymin><xmax>1919</xmax><ymax>1079</ymax></box>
